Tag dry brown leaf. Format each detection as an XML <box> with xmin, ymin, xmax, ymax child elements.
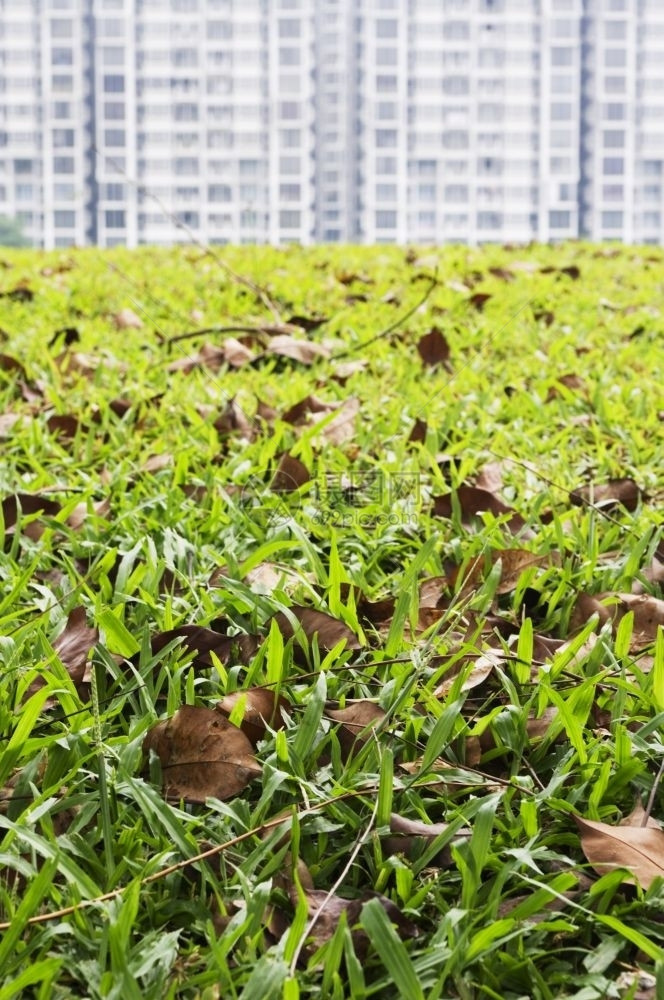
<box><xmin>27</xmin><ymin>606</ymin><xmax>99</xmax><ymax>703</ymax></box>
<box><xmin>326</xmin><ymin>700</ymin><xmax>386</xmax><ymax>758</ymax></box>
<box><xmin>274</xmin><ymin>606</ymin><xmax>361</xmax><ymax>655</ymax></box>
<box><xmin>213</xmin><ymin>398</ymin><xmax>253</xmax><ymax>439</ymax></box>
<box><xmin>149</xmin><ymin>624</ymin><xmax>258</xmax><ymax>671</ymax></box>
<box><xmin>433</xmin><ymin>648</ymin><xmax>503</xmax><ymax>699</ymax></box>
<box><xmin>2</xmin><ymin>492</ymin><xmax>61</xmax><ymax>541</ymax></box>
<box><xmin>270</xmin><ymin>453</ymin><xmax>310</xmax><ymax>492</ymax></box>
<box><xmin>575</xmin><ymin>814</ymin><xmax>664</xmax><ymax>889</ymax></box>
<box><xmin>216</xmin><ymin>687</ymin><xmax>290</xmax><ymax>746</ymax></box>
<box><xmin>66</xmin><ymin>498</ymin><xmax>110</xmax><ymax>532</ymax></box>
<box><xmin>142</xmin><ymin>453</ymin><xmax>172</xmax><ymax>474</ymax></box>
<box><xmin>433</xmin><ymin>485</ymin><xmax>529</xmax><ymax>535</ymax></box>
<box><xmin>417</xmin><ymin>328</ymin><xmax>450</xmax><ymax>367</ymax></box>
<box><xmin>113</xmin><ymin>307</ymin><xmax>143</xmax><ymax>330</ymax></box>
<box><xmin>223</xmin><ymin>337</ymin><xmax>255</xmax><ymax>367</ymax></box>
<box><xmin>383</xmin><ymin>812</ymin><xmax>471</xmax><ymax>866</ymax></box>
<box><xmin>474</xmin><ymin>461</ymin><xmax>506</xmax><ymax>494</ymax></box>
<box><xmin>571</xmin><ymin>591</ymin><xmax>664</xmax><ymax>650</ymax></box>
<box><xmin>267</xmin><ymin>335</ymin><xmax>330</xmax><ymax>365</ymax></box>
<box><xmin>310</xmin><ymin>397</ymin><xmax>360</xmax><ymax>446</ymax></box>
<box><xmin>282</xmin><ymin>394</ymin><xmax>336</xmax><ymax>425</ymax></box>
<box><xmin>620</xmin><ymin>799</ymin><xmax>662</xmax><ymax>830</ymax></box>
<box><xmin>570</xmin><ymin>477</ymin><xmax>643</xmax><ymax>512</ymax></box>
<box><xmin>0</xmin><ymin>413</ymin><xmax>21</xmax><ymax>438</ymax></box>
<box><xmin>143</xmin><ymin>705</ymin><xmax>261</xmax><ymax>803</ymax></box>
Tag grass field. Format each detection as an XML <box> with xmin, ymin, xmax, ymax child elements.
<box><xmin>0</xmin><ymin>241</ymin><xmax>663</xmax><ymax>999</ymax></box>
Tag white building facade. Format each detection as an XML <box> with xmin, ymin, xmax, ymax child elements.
<box><xmin>0</xmin><ymin>0</ymin><xmax>662</xmax><ymax>248</ymax></box>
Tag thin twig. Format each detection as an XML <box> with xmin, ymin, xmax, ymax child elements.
<box><xmin>642</xmin><ymin>755</ymin><xmax>664</xmax><ymax>826</ymax></box>
<box><xmin>331</xmin><ymin>271</ymin><xmax>438</xmax><ymax>359</ymax></box>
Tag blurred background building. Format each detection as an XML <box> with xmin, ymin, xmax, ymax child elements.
<box><xmin>1</xmin><ymin>0</ymin><xmax>662</xmax><ymax>248</ymax></box>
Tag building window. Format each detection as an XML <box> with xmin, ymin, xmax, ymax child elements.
<box><xmin>601</xmin><ymin>210</ymin><xmax>623</xmax><ymax>228</ymax></box>
<box><xmin>54</xmin><ymin>210</ymin><xmax>75</xmax><ymax>227</ymax></box>
<box><xmin>603</xmin><ymin>129</ymin><xmax>625</xmax><ymax>148</ymax></box>
<box><xmin>605</xmin><ymin>49</ymin><xmax>626</xmax><ymax>69</ymax></box>
<box><xmin>279</xmin><ymin>209</ymin><xmax>300</xmax><ymax>227</ymax></box>
<box><xmin>376</xmin><ymin>19</ymin><xmax>397</xmax><ymax>38</ymax></box>
<box><xmin>376</xmin><ymin>156</ymin><xmax>397</xmax><ymax>173</ymax></box>
<box><xmin>376</xmin><ymin>74</ymin><xmax>397</xmax><ymax>93</ymax></box>
<box><xmin>104</xmin><ymin>129</ymin><xmax>125</xmax><ymax>147</ymax></box>
<box><xmin>53</xmin><ymin>128</ymin><xmax>74</xmax><ymax>147</ymax></box>
<box><xmin>54</xmin><ymin>183</ymin><xmax>75</xmax><ymax>199</ymax></box>
<box><xmin>52</xmin><ymin>48</ymin><xmax>73</xmax><ymax>66</ymax></box>
<box><xmin>105</xmin><ymin>209</ymin><xmax>126</xmax><ymax>227</ymax></box>
<box><xmin>603</xmin><ymin>102</ymin><xmax>625</xmax><ymax>120</ymax></box>
<box><xmin>551</xmin><ymin>47</ymin><xmax>573</xmax><ymax>67</ymax></box>
<box><xmin>278</xmin><ymin>19</ymin><xmax>300</xmax><ymax>38</ymax></box>
<box><xmin>376</xmin><ymin>210</ymin><xmax>397</xmax><ymax>228</ymax></box>
<box><xmin>51</xmin><ymin>18</ymin><xmax>73</xmax><ymax>38</ymax></box>
<box><xmin>103</xmin><ymin>183</ymin><xmax>125</xmax><ymax>199</ymax></box>
<box><xmin>376</xmin><ymin>129</ymin><xmax>397</xmax><ymax>148</ymax></box>
<box><xmin>209</xmin><ymin>184</ymin><xmax>231</xmax><ymax>202</ymax></box>
<box><xmin>551</xmin><ymin>103</ymin><xmax>573</xmax><ymax>121</ymax></box>
<box><xmin>54</xmin><ymin>156</ymin><xmax>75</xmax><ymax>173</ymax></box>
<box><xmin>279</xmin><ymin>183</ymin><xmax>300</xmax><ymax>201</ymax></box>
<box><xmin>603</xmin><ymin>156</ymin><xmax>624</xmax><ymax>175</ymax></box>
<box><xmin>549</xmin><ymin>210</ymin><xmax>571</xmax><ymax>228</ymax></box>
<box><xmin>104</xmin><ymin>74</ymin><xmax>125</xmax><ymax>93</ymax></box>
<box><xmin>376</xmin><ymin>183</ymin><xmax>397</xmax><ymax>200</ymax></box>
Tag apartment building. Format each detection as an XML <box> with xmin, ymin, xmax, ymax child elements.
<box><xmin>0</xmin><ymin>0</ymin><xmax>662</xmax><ymax>248</ymax></box>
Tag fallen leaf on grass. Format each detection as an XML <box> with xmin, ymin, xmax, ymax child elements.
<box><xmin>216</xmin><ymin>688</ymin><xmax>290</xmax><ymax>746</ymax></box>
<box><xmin>325</xmin><ymin>701</ymin><xmax>386</xmax><ymax>758</ymax></box>
<box><xmin>144</xmin><ymin>705</ymin><xmax>261</xmax><ymax>803</ymax></box>
<box><xmin>309</xmin><ymin>397</ymin><xmax>360</xmax><ymax>446</ymax></box>
<box><xmin>383</xmin><ymin>812</ymin><xmax>471</xmax><ymax>865</ymax></box>
<box><xmin>28</xmin><ymin>606</ymin><xmax>99</xmax><ymax>702</ymax></box>
<box><xmin>571</xmin><ymin>592</ymin><xmax>664</xmax><ymax>650</ymax></box>
<box><xmin>266</xmin><ymin>335</ymin><xmax>330</xmax><ymax>365</ymax></box>
<box><xmin>2</xmin><ymin>492</ymin><xmax>62</xmax><ymax>541</ymax></box>
<box><xmin>575</xmin><ymin>814</ymin><xmax>664</xmax><ymax>889</ymax></box>
<box><xmin>433</xmin><ymin>485</ymin><xmax>528</xmax><ymax>534</ymax></box>
<box><xmin>149</xmin><ymin>624</ymin><xmax>259</xmax><ymax>670</ymax></box>
<box><xmin>213</xmin><ymin>398</ymin><xmax>253</xmax><ymax>439</ymax></box>
<box><xmin>270</xmin><ymin>453</ymin><xmax>310</xmax><ymax>492</ymax></box>
<box><xmin>66</xmin><ymin>498</ymin><xmax>110</xmax><ymax>531</ymax></box>
<box><xmin>434</xmin><ymin>648</ymin><xmax>503</xmax><ymax>699</ymax></box>
<box><xmin>46</xmin><ymin>414</ymin><xmax>80</xmax><ymax>440</ymax></box>
<box><xmin>0</xmin><ymin>354</ymin><xmax>27</xmax><ymax>378</ymax></box>
<box><xmin>570</xmin><ymin>477</ymin><xmax>643</xmax><ymax>512</ymax></box>
<box><xmin>274</xmin><ymin>606</ymin><xmax>361</xmax><ymax>654</ymax></box>
<box><xmin>113</xmin><ymin>307</ymin><xmax>143</xmax><ymax>330</ymax></box>
<box><xmin>621</xmin><ymin>799</ymin><xmax>662</xmax><ymax>830</ymax></box>
<box><xmin>417</xmin><ymin>328</ymin><xmax>450</xmax><ymax>367</ymax></box>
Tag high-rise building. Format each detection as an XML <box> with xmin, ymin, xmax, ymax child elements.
<box><xmin>0</xmin><ymin>0</ymin><xmax>662</xmax><ymax>248</ymax></box>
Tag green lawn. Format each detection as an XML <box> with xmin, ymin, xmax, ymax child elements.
<box><xmin>0</xmin><ymin>242</ymin><xmax>663</xmax><ymax>999</ymax></box>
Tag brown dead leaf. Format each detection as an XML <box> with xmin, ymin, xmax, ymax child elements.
<box><xmin>546</xmin><ymin>374</ymin><xmax>587</xmax><ymax>401</ymax></box>
<box><xmin>47</xmin><ymin>414</ymin><xmax>80</xmax><ymax>440</ymax></box>
<box><xmin>286</xmin><ymin>314</ymin><xmax>328</xmax><ymax>332</ymax></box>
<box><xmin>282</xmin><ymin>395</ymin><xmax>335</xmax><ymax>425</ymax></box>
<box><xmin>150</xmin><ymin>624</ymin><xmax>258</xmax><ymax>670</ymax></box>
<box><xmin>310</xmin><ymin>397</ymin><xmax>360</xmax><ymax>446</ymax></box>
<box><xmin>408</xmin><ymin>418</ymin><xmax>427</xmax><ymax>445</ymax></box>
<box><xmin>142</xmin><ymin>452</ymin><xmax>172</xmax><ymax>474</ymax></box>
<box><xmin>270</xmin><ymin>453</ymin><xmax>310</xmax><ymax>492</ymax></box>
<box><xmin>570</xmin><ymin>477</ymin><xmax>643</xmax><ymax>512</ymax></box>
<box><xmin>213</xmin><ymin>398</ymin><xmax>253</xmax><ymax>439</ymax></box>
<box><xmin>468</xmin><ymin>292</ymin><xmax>491</xmax><ymax>310</ymax></box>
<box><xmin>383</xmin><ymin>812</ymin><xmax>471</xmax><ymax>866</ymax></box>
<box><xmin>433</xmin><ymin>486</ymin><xmax>528</xmax><ymax>534</ymax></box>
<box><xmin>143</xmin><ymin>705</ymin><xmax>261</xmax><ymax>803</ymax></box>
<box><xmin>330</xmin><ymin>360</ymin><xmax>367</xmax><ymax>385</ymax></box>
<box><xmin>326</xmin><ymin>700</ymin><xmax>386</xmax><ymax>758</ymax></box>
<box><xmin>571</xmin><ymin>592</ymin><xmax>664</xmax><ymax>650</ymax></box>
<box><xmin>0</xmin><ymin>413</ymin><xmax>21</xmax><ymax>438</ymax></box>
<box><xmin>274</xmin><ymin>606</ymin><xmax>360</xmax><ymax>655</ymax></box>
<box><xmin>2</xmin><ymin>492</ymin><xmax>61</xmax><ymax>541</ymax></box>
<box><xmin>474</xmin><ymin>461</ymin><xmax>505</xmax><ymax>494</ymax></box>
<box><xmin>575</xmin><ymin>814</ymin><xmax>664</xmax><ymax>889</ymax></box>
<box><xmin>434</xmin><ymin>648</ymin><xmax>503</xmax><ymax>699</ymax></box>
<box><xmin>620</xmin><ymin>799</ymin><xmax>662</xmax><ymax>830</ymax></box>
<box><xmin>267</xmin><ymin>335</ymin><xmax>330</xmax><ymax>365</ymax></box>
<box><xmin>0</xmin><ymin>354</ymin><xmax>27</xmax><ymax>378</ymax></box>
<box><xmin>222</xmin><ymin>337</ymin><xmax>255</xmax><ymax>367</ymax></box>
<box><xmin>27</xmin><ymin>606</ymin><xmax>99</xmax><ymax>703</ymax></box>
<box><xmin>216</xmin><ymin>688</ymin><xmax>290</xmax><ymax>746</ymax></box>
<box><xmin>66</xmin><ymin>498</ymin><xmax>110</xmax><ymax>532</ymax></box>
<box><xmin>113</xmin><ymin>307</ymin><xmax>143</xmax><ymax>330</ymax></box>
<box><xmin>417</xmin><ymin>328</ymin><xmax>450</xmax><ymax>368</ymax></box>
